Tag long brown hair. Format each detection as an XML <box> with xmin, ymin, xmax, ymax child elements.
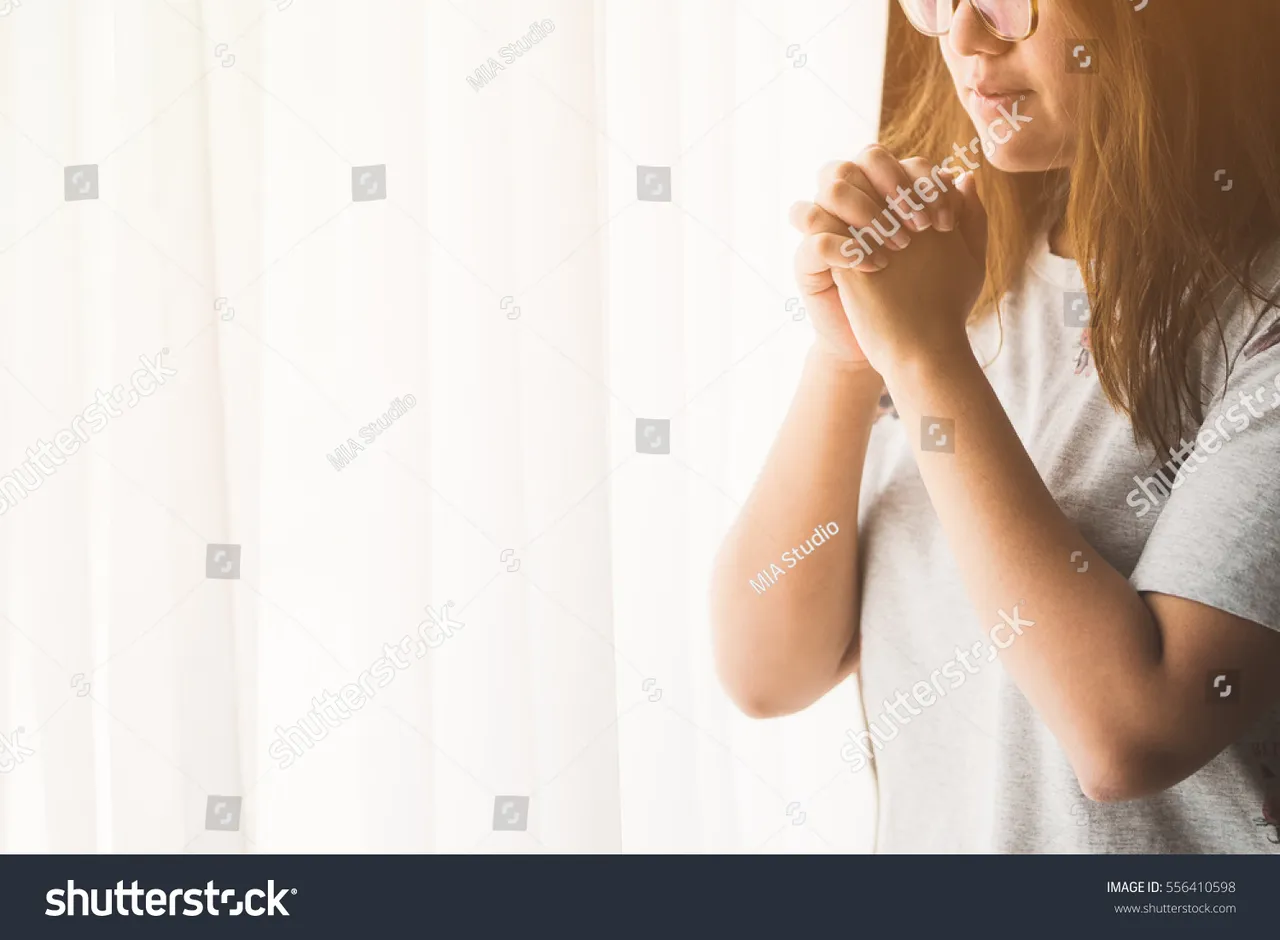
<box><xmin>879</xmin><ymin>0</ymin><xmax>1280</xmax><ymax>453</ymax></box>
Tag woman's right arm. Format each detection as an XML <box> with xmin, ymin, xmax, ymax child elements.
<box><xmin>709</xmin><ymin>342</ymin><xmax>884</xmax><ymax>718</ymax></box>
<box><xmin>709</xmin><ymin>152</ymin><xmax>960</xmax><ymax>718</ymax></box>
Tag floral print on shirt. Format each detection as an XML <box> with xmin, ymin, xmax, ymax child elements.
<box><xmin>1074</xmin><ymin>326</ymin><xmax>1094</xmax><ymax>378</ymax></box>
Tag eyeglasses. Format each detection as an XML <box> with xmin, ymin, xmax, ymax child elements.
<box><xmin>896</xmin><ymin>0</ymin><xmax>1040</xmax><ymax>43</ymax></box>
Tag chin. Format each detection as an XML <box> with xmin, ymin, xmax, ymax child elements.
<box><xmin>982</xmin><ymin>138</ymin><xmax>1069</xmax><ymax>174</ymax></box>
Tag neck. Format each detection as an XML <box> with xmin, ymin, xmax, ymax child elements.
<box><xmin>1048</xmin><ymin>217</ymin><xmax>1072</xmax><ymax>259</ymax></box>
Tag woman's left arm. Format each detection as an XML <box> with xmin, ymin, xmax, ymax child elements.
<box><xmin>820</xmin><ymin>165</ymin><xmax>1280</xmax><ymax>802</ymax></box>
<box><xmin>883</xmin><ymin>341</ymin><xmax>1280</xmax><ymax>803</ymax></box>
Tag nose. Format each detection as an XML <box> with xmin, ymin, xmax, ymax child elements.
<box><xmin>947</xmin><ymin>0</ymin><xmax>1015</xmax><ymax>58</ymax></box>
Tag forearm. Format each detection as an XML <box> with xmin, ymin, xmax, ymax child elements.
<box><xmin>711</xmin><ymin>344</ymin><xmax>884</xmax><ymax>717</ymax></box>
<box><xmin>882</xmin><ymin>348</ymin><xmax>1176</xmax><ymax>790</ymax></box>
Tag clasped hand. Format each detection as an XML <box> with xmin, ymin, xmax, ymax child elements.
<box><xmin>790</xmin><ymin>145</ymin><xmax>989</xmax><ymax>380</ymax></box>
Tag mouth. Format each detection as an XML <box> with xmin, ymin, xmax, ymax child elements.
<box><xmin>968</xmin><ymin>86</ymin><xmax>1032</xmax><ymax>109</ymax></box>
<box><xmin>971</xmin><ymin>80</ymin><xmax>1028</xmax><ymax>94</ymax></box>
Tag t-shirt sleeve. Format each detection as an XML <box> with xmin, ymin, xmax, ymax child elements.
<box><xmin>1129</xmin><ymin>307</ymin><xmax>1280</xmax><ymax>633</ymax></box>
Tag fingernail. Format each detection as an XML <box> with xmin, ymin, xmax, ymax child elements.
<box><xmin>912</xmin><ymin>214</ymin><xmax>932</xmax><ymax>232</ymax></box>
<box><xmin>935</xmin><ymin>209</ymin><xmax>954</xmax><ymax>232</ymax></box>
<box><xmin>890</xmin><ymin>230</ymin><xmax>911</xmax><ymax>250</ymax></box>
<box><xmin>870</xmin><ymin>254</ymin><xmax>889</xmax><ymax>270</ymax></box>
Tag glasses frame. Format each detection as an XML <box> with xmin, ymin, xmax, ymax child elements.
<box><xmin>896</xmin><ymin>0</ymin><xmax>1040</xmax><ymax>43</ymax></box>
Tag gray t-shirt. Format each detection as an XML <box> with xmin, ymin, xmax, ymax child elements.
<box><xmin>854</xmin><ymin>234</ymin><xmax>1280</xmax><ymax>853</ymax></box>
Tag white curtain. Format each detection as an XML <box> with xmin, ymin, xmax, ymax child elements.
<box><xmin>0</xmin><ymin>0</ymin><xmax>887</xmax><ymax>853</ymax></box>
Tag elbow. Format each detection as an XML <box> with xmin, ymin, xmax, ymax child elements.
<box><xmin>1074</xmin><ymin>739</ymin><xmax>1194</xmax><ymax>804</ymax></box>
<box><xmin>710</xmin><ymin>616</ymin><xmax>816</xmax><ymax>720</ymax></box>
<box><xmin>727</xmin><ymin>692</ymin><xmax>791</xmax><ymax>721</ymax></box>
<box><xmin>711</xmin><ymin>622</ymin><xmax>844</xmax><ymax>720</ymax></box>
<box><xmin>707</xmin><ymin>557</ymin><xmax>835</xmax><ymax>720</ymax></box>
<box><xmin>1078</xmin><ymin>772</ymin><xmax>1149</xmax><ymax>805</ymax></box>
<box><xmin>712</xmin><ymin>646</ymin><xmax>800</xmax><ymax>719</ymax></box>
<box><xmin>709</xmin><ymin>576</ymin><xmax>791</xmax><ymax>719</ymax></box>
<box><xmin>719</xmin><ymin>677</ymin><xmax>796</xmax><ymax>720</ymax></box>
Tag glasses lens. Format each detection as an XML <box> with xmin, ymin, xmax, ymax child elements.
<box><xmin>970</xmin><ymin>0</ymin><xmax>1033</xmax><ymax>40</ymax></box>
<box><xmin>899</xmin><ymin>0</ymin><xmax>954</xmax><ymax>35</ymax></box>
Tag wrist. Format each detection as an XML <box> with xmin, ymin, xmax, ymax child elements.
<box><xmin>807</xmin><ymin>340</ymin><xmax>880</xmax><ymax>378</ymax></box>
<box><xmin>879</xmin><ymin>339</ymin><xmax>979</xmax><ymax>398</ymax></box>
<box><xmin>805</xmin><ymin>344</ymin><xmax>886</xmax><ymax>428</ymax></box>
<box><xmin>806</xmin><ymin>343</ymin><xmax>884</xmax><ymax>394</ymax></box>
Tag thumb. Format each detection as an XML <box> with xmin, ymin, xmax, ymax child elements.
<box><xmin>955</xmin><ymin>171</ymin><xmax>989</xmax><ymax>262</ymax></box>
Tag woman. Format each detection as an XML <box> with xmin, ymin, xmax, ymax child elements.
<box><xmin>710</xmin><ymin>0</ymin><xmax>1280</xmax><ymax>852</ymax></box>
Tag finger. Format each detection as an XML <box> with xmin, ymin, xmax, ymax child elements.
<box><xmin>851</xmin><ymin>144</ymin><xmax>930</xmax><ymax>233</ymax></box>
<box><xmin>899</xmin><ymin>157</ymin><xmax>962</xmax><ymax>234</ymax></box>
<box><xmin>788</xmin><ymin>200</ymin><xmax>849</xmax><ymax>236</ymax></box>
<box><xmin>813</xmin><ymin>180</ymin><xmax>912</xmax><ymax>254</ymax></box>
<box><xmin>791</xmin><ymin>201</ymin><xmax>907</xmax><ymax>257</ymax></box>
<box><xmin>817</xmin><ymin>160</ymin><xmax>874</xmax><ymax>193</ymax></box>
<box><xmin>796</xmin><ymin>231</ymin><xmax>886</xmax><ymax>277</ymax></box>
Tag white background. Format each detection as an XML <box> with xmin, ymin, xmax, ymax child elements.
<box><xmin>0</xmin><ymin>0</ymin><xmax>887</xmax><ymax>852</ymax></box>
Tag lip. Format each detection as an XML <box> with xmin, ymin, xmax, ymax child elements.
<box><xmin>967</xmin><ymin>72</ymin><xmax>1029</xmax><ymax>93</ymax></box>
<box><xmin>968</xmin><ymin>84</ymin><xmax>1031</xmax><ymax>101</ymax></box>
<box><xmin>967</xmin><ymin>87</ymin><xmax>1031</xmax><ymax>113</ymax></box>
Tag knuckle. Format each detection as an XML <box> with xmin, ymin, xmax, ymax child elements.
<box><xmin>818</xmin><ymin>179</ymin><xmax>847</xmax><ymax>207</ymax></box>
<box><xmin>856</xmin><ymin>143</ymin><xmax>890</xmax><ymax>165</ymax></box>
<box><xmin>829</xmin><ymin>160</ymin><xmax>858</xmax><ymax>182</ymax></box>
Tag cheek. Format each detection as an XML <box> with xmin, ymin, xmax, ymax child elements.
<box><xmin>1049</xmin><ymin>80</ymin><xmax>1082</xmax><ymax>125</ymax></box>
<box><xmin>1010</xmin><ymin>48</ymin><xmax>1078</xmax><ymax>147</ymax></box>
<box><xmin>939</xmin><ymin>39</ymin><xmax>963</xmax><ymax>83</ymax></box>
<box><xmin>1019</xmin><ymin>30</ymin><xmax>1075</xmax><ymax>115</ymax></box>
<box><xmin>1025</xmin><ymin>78</ymin><xmax>1079</xmax><ymax>152</ymax></box>
<box><xmin>985</xmin><ymin>115</ymin><xmax>1075</xmax><ymax>172</ymax></box>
